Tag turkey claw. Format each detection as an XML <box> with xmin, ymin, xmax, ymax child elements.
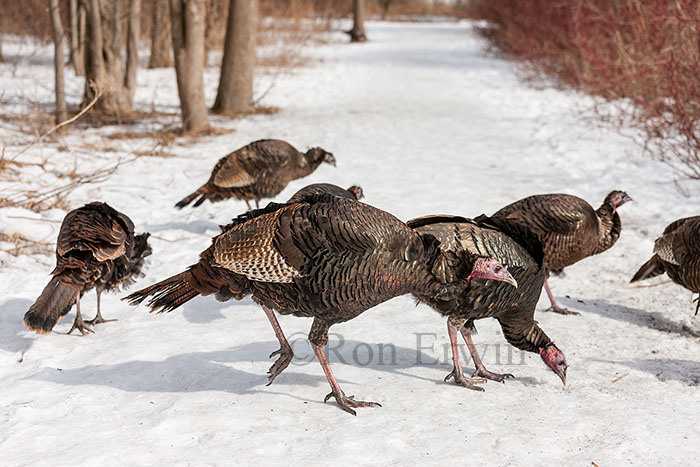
<box><xmin>444</xmin><ymin>367</ymin><xmax>486</xmax><ymax>391</ymax></box>
<box><xmin>472</xmin><ymin>368</ymin><xmax>514</xmax><ymax>383</ymax></box>
<box><xmin>545</xmin><ymin>305</ymin><xmax>580</xmax><ymax>316</ymax></box>
<box><xmin>84</xmin><ymin>317</ymin><xmax>117</xmax><ymax>326</ymax></box>
<box><xmin>323</xmin><ymin>390</ymin><xmax>381</xmax><ymax>416</ymax></box>
<box><xmin>67</xmin><ymin>320</ymin><xmax>94</xmax><ymax>336</ymax></box>
<box><xmin>266</xmin><ymin>345</ymin><xmax>293</xmax><ymax>386</ymax></box>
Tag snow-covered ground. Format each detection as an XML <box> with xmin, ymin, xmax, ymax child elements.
<box><xmin>1</xmin><ymin>21</ymin><xmax>699</xmax><ymax>465</ymax></box>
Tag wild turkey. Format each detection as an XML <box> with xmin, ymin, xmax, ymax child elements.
<box><xmin>631</xmin><ymin>216</ymin><xmax>700</xmax><ymax>314</ymax></box>
<box><xmin>24</xmin><ymin>202</ymin><xmax>151</xmax><ymax>335</ymax></box>
<box><xmin>409</xmin><ymin>214</ymin><xmax>567</xmax><ymax>389</ymax></box>
<box><xmin>493</xmin><ymin>190</ymin><xmax>633</xmax><ymax>314</ymax></box>
<box><xmin>125</xmin><ymin>195</ymin><xmax>514</xmax><ymax>415</ymax></box>
<box><xmin>287</xmin><ymin>183</ymin><xmax>364</xmax><ymax>203</ymax></box>
<box><xmin>175</xmin><ymin>139</ymin><xmax>336</xmax><ymax>210</ymax></box>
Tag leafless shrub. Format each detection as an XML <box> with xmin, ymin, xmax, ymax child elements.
<box><xmin>472</xmin><ymin>0</ymin><xmax>700</xmax><ymax>180</ymax></box>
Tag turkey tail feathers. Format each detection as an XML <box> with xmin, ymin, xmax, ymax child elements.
<box><xmin>175</xmin><ymin>188</ymin><xmax>204</xmax><ymax>209</ymax></box>
<box><xmin>631</xmin><ymin>255</ymin><xmax>666</xmax><ymax>283</ymax></box>
<box><xmin>123</xmin><ymin>271</ymin><xmax>198</xmax><ymax>313</ymax></box>
<box><xmin>23</xmin><ymin>277</ymin><xmax>80</xmax><ymax>333</ymax></box>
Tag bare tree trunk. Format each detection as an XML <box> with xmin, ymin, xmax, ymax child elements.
<box><xmin>203</xmin><ymin>0</ymin><xmax>214</xmax><ymax>67</ymax></box>
<box><xmin>49</xmin><ymin>0</ymin><xmax>68</xmax><ymax>127</ymax></box>
<box><xmin>212</xmin><ymin>0</ymin><xmax>257</xmax><ymax>115</ymax></box>
<box><xmin>148</xmin><ymin>0</ymin><xmax>172</xmax><ymax>68</ymax></box>
<box><xmin>347</xmin><ymin>0</ymin><xmax>368</xmax><ymax>42</ymax></box>
<box><xmin>125</xmin><ymin>0</ymin><xmax>141</xmax><ymax>102</ymax></box>
<box><xmin>0</xmin><ymin>35</ymin><xmax>3</xmax><ymax>62</ymax></box>
<box><xmin>380</xmin><ymin>0</ymin><xmax>392</xmax><ymax>20</ymax></box>
<box><xmin>68</xmin><ymin>0</ymin><xmax>85</xmax><ymax>75</ymax></box>
<box><xmin>170</xmin><ymin>0</ymin><xmax>209</xmax><ymax>132</ymax></box>
<box><xmin>82</xmin><ymin>0</ymin><xmax>140</xmax><ymax>118</ymax></box>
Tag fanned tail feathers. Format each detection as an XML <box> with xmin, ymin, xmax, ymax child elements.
<box><xmin>631</xmin><ymin>255</ymin><xmax>666</xmax><ymax>283</ymax></box>
<box><xmin>23</xmin><ymin>277</ymin><xmax>80</xmax><ymax>333</ymax></box>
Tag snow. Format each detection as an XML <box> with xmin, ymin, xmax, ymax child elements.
<box><xmin>2</xmin><ymin>21</ymin><xmax>700</xmax><ymax>465</ymax></box>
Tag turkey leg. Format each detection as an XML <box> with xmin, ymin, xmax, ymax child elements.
<box><xmin>543</xmin><ymin>279</ymin><xmax>579</xmax><ymax>315</ymax></box>
<box><xmin>85</xmin><ymin>290</ymin><xmax>117</xmax><ymax>326</ymax></box>
<box><xmin>460</xmin><ymin>326</ymin><xmax>514</xmax><ymax>382</ymax></box>
<box><xmin>312</xmin><ymin>343</ymin><xmax>381</xmax><ymax>416</ymax></box>
<box><xmin>261</xmin><ymin>305</ymin><xmax>293</xmax><ymax>385</ymax></box>
<box><xmin>444</xmin><ymin>320</ymin><xmax>486</xmax><ymax>391</ymax></box>
<box><xmin>68</xmin><ymin>296</ymin><xmax>94</xmax><ymax>335</ymax></box>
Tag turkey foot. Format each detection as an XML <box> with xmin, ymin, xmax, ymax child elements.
<box><xmin>461</xmin><ymin>326</ymin><xmax>513</xmax><ymax>383</ymax></box>
<box><xmin>472</xmin><ymin>367</ymin><xmax>514</xmax><ymax>383</ymax></box>
<box><xmin>444</xmin><ymin>366</ymin><xmax>486</xmax><ymax>391</ymax></box>
<box><xmin>85</xmin><ymin>292</ymin><xmax>117</xmax><ymax>326</ymax></box>
<box><xmin>313</xmin><ymin>342</ymin><xmax>380</xmax><ymax>416</ymax></box>
<box><xmin>323</xmin><ymin>389</ymin><xmax>382</xmax><ymax>416</ymax></box>
<box><xmin>545</xmin><ymin>304</ymin><xmax>580</xmax><ymax>316</ymax></box>
<box><xmin>544</xmin><ymin>280</ymin><xmax>580</xmax><ymax>316</ymax></box>
<box><xmin>262</xmin><ymin>306</ymin><xmax>294</xmax><ymax>385</ymax></box>
<box><xmin>445</xmin><ymin>320</ymin><xmax>485</xmax><ymax>391</ymax></box>
<box><xmin>267</xmin><ymin>345</ymin><xmax>293</xmax><ymax>385</ymax></box>
<box><xmin>68</xmin><ymin>300</ymin><xmax>94</xmax><ymax>335</ymax></box>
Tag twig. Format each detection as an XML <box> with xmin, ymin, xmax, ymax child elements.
<box><xmin>9</xmin><ymin>82</ymin><xmax>104</xmax><ymax>162</ymax></box>
<box><xmin>6</xmin><ymin>215</ymin><xmax>62</xmax><ymax>223</ymax></box>
<box><xmin>631</xmin><ymin>280</ymin><xmax>673</xmax><ymax>288</ymax></box>
<box><xmin>612</xmin><ymin>373</ymin><xmax>629</xmax><ymax>383</ymax></box>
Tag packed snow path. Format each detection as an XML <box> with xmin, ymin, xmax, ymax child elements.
<box><xmin>1</xmin><ymin>21</ymin><xmax>699</xmax><ymax>465</ymax></box>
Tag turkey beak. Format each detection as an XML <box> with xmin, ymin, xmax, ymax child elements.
<box><xmin>324</xmin><ymin>153</ymin><xmax>336</xmax><ymax>167</ymax></box>
<box><xmin>504</xmin><ymin>271</ymin><xmax>518</xmax><ymax>288</ymax></box>
<box><xmin>556</xmin><ymin>367</ymin><xmax>567</xmax><ymax>386</ymax></box>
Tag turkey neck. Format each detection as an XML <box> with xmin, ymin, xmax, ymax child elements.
<box><xmin>294</xmin><ymin>153</ymin><xmax>323</xmax><ymax>179</ymax></box>
<box><xmin>593</xmin><ymin>202</ymin><xmax>621</xmax><ymax>255</ymax></box>
<box><xmin>499</xmin><ymin>316</ymin><xmax>552</xmax><ymax>353</ymax></box>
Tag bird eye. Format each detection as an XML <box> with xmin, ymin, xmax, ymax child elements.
<box><xmin>494</xmin><ymin>266</ymin><xmax>502</xmax><ymax>273</ymax></box>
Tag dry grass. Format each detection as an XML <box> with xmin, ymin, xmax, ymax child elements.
<box><xmin>0</xmin><ymin>232</ymin><xmax>54</xmax><ymax>257</ymax></box>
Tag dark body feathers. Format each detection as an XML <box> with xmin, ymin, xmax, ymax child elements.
<box><xmin>127</xmin><ymin>195</ymin><xmax>467</xmax><ymax>412</ymax></box>
<box><xmin>175</xmin><ymin>139</ymin><xmax>335</xmax><ymax>209</ymax></box>
<box><xmin>631</xmin><ymin>216</ymin><xmax>700</xmax><ymax>313</ymax></box>
<box><xmin>24</xmin><ymin>202</ymin><xmax>151</xmax><ymax>334</ymax></box>
<box><xmin>493</xmin><ymin>193</ymin><xmax>622</xmax><ymax>271</ymax></box>
<box><xmin>409</xmin><ymin>215</ymin><xmax>552</xmax><ymax>353</ymax></box>
<box><xmin>129</xmin><ymin>195</ymin><xmax>453</xmax><ymax>343</ymax></box>
<box><xmin>287</xmin><ymin>183</ymin><xmax>363</xmax><ymax>203</ymax></box>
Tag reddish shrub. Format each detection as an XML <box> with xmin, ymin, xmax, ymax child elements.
<box><xmin>473</xmin><ymin>0</ymin><xmax>700</xmax><ymax>179</ymax></box>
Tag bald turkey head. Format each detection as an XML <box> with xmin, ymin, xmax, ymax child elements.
<box><xmin>466</xmin><ymin>257</ymin><xmax>518</xmax><ymax>288</ymax></box>
<box><xmin>539</xmin><ymin>344</ymin><xmax>567</xmax><ymax>385</ymax></box>
<box><xmin>604</xmin><ymin>190</ymin><xmax>633</xmax><ymax>214</ymax></box>
<box><xmin>347</xmin><ymin>185</ymin><xmax>364</xmax><ymax>200</ymax></box>
<box><xmin>306</xmin><ymin>147</ymin><xmax>336</xmax><ymax>167</ymax></box>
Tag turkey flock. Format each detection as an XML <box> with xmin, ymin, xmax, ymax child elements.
<box><xmin>22</xmin><ymin>138</ymin><xmax>699</xmax><ymax>415</ymax></box>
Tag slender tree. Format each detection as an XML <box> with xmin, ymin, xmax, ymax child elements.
<box><xmin>148</xmin><ymin>0</ymin><xmax>172</xmax><ymax>68</ymax></box>
<box><xmin>82</xmin><ymin>0</ymin><xmax>141</xmax><ymax>117</ymax></box>
<box><xmin>0</xmin><ymin>34</ymin><xmax>4</xmax><ymax>62</ymax></box>
<box><xmin>68</xmin><ymin>0</ymin><xmax>85</xmax><ymax>76</ymax></box>
<box><xmin>212</xmin><ymin>0</ymin><xmax>258</xmax><ymax>115</ymax></box>
<box><xmin>347</xmin><ymin>0</ymin><xmax>367</xmax><ymax>42</ymax></box>
<box><xmin>49</xmin><ymin>0</ymin><xmax>68</xmax><ymax>127</ymax></box>
<box><xmin>170</xmin><ymin>0</ymin><xmax>209</xmax><ymax>132</ymax></box>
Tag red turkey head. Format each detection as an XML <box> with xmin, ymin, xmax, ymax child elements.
<box><xmin>347</xmin><ymin>185</ymin><xmax>364</xmax><ymax>200</ymax></box>
<box><xmin>539</xmin><ymin>344</ymin><xmax>567</xmax><ymax>385</ymax></box>
<box><xmin>605</xmin><ymin>190</ymin><xmax>633</xmax><ymax>214</ymax></box>
<box><xmin>466</xmin><ymin>257</ymin><xmax>518</xmax><ymax>288</ymax></box>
